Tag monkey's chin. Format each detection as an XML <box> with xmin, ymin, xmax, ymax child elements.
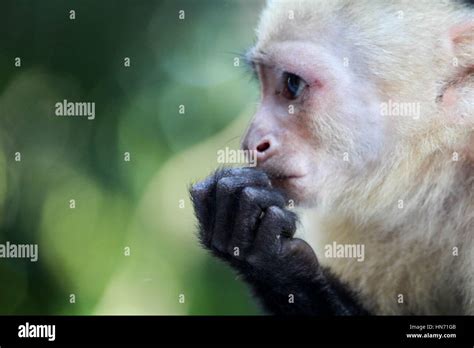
<box><xmin>270</xmin><ymin>175</ymin><xmax>314</xmax><ymax>206</ymax></box>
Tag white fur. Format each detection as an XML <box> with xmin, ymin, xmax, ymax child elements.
<box><xmin>257</xmin><ymin>0</ymin><xmax>474</xmax><ymax>314</ymax></box>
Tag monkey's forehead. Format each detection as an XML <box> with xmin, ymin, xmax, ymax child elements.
<box><xmin>255</xmin><ymin>0</ymin><xmax>337</xmax><ymax>44</ymax></box>
<box><xmin>255</xmin><ymin>0</ymin><xmax>462</xmax><ymax>47</ymax></box>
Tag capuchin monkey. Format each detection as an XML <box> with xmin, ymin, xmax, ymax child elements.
<box><xmin>190</xmin><ymin>0</ymin><xmax>474</xmax><ymax>315</ymax></box>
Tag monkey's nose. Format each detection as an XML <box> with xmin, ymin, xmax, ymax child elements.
<box><xmin>256</xmin><ymin>140</ymin><xmax>270</xmax><ymax>153</ymax></box>
<box><xmin>253</xmin><ymin>137</ymin><xmax>276</xmax><ymax>163</ymax></box>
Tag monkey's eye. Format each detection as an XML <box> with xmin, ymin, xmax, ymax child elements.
<box><xmin>282</xmin><ymin>72</ymin><xmax>306</xmax><ymax>100</ymax></box>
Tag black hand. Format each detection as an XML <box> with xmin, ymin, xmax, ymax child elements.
<box><xmin>190</xmin><ymin>167</ymin><xmax>369</xmax><ymax>315</ymax></box>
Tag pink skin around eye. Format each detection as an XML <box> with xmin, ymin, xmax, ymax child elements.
<box><xmin>261</xmin><ymin>41</ymin><xmax>334</xmax><ymax>90</ymax></box>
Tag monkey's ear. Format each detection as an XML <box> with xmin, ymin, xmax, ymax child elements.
<box><xmin>447</xmin><ymin>21</ymin><xmax>474</xmax><ymax>68</ymax></box>
<box><xmin>446</xmin><ymin>21</ymin><xmax>474</xmax><ymax>161</ymax></box>
<box><xmin>449</xmin><ymin>22</ymin><xmax>474</xmax><ymax>42</ymax></box>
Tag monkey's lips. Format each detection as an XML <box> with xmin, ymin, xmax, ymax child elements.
<box><xmin>261</xmin><ymin>168</ymin><xmax>313</xmax><ymax>205</ymax></box>
<box><xmin>260</xmin><ymin>165</ymin><xmax>309</xmax><ymax>193</ymax></box>
<box><xmin>270</xmin><ymin>174</ymin><xmax>305</xmax><ymax>182</ymax></box>
<box><xmin>268</xmin><ymin>173</ymin><xmax>307</xmax><ymax>189</ymax></box>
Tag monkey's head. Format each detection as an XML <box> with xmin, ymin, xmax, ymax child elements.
<box><xmin>242</xmin><ymin>0</ymin><xmax>473</xmax><ymax>207</ymax></box>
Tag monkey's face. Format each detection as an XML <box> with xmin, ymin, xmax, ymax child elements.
<box><xmin>242</xmin><ymin>41</ymin><xmax>387</xmax><ymax>206</ymax></box>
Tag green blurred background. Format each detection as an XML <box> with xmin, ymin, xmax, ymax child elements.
<box><xmin>0</xmin><ymin>0</ymin><xmax>265</xmax><ymax>314</ymax></box>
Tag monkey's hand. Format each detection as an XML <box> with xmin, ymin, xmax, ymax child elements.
<box><xmin>190</xmin><ymin>168</ymin><xmax>368</xmax><ymax>315</ymax></box>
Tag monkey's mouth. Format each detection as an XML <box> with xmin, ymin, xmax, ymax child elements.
<box><xmin>259</xmin><ymin>165</ymin><xmax>308</xmax><ymax>192</ymax></box>
<box><xmin>265</xmin><ymin>173</ymin><xmax>308</xmax><ymax>205</ymax></box>
<box><xmin>271</xmin><ymin>174</ymin><xmax>304</xmax><ymax>181</ymax></box>
<box><xmin>267</xmin><ymin>173</ymin><xmax>306</xmax><ymax>188</ymax></box>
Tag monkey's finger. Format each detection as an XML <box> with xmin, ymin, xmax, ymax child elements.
<box><xmin>211</xmin><ymin>174</ymin><xmax>271</xmax><ymax>252</ymax></box>
<box><xmin>213</xmin><ymin>167</ymin><xmax>272</xmax><ymax>187</ymax></box>
<box><xmin>189</xmin><ymin>175</ymin><xmax>217</xmax><ymax>236</ymax></box>
<box><xmin>190</xmin><ymin>168</ymin><xmax>271</xmax><ymax>249</ymax></box>
<box><xmin>190</xmin><ymin>167</ymin><xmax>270</xmax><ymax>227</ymax></box>
<box><xmin>229</xmin><ymin>187</ymin><xmax>286</xmax><ymax>256</ymax></box>
<box><xmin>280</xmin><ymin>238</ymin><xmax>319</xmax><ymax>268</ymax></box>
<box><xmin>251</xmin><ymin>206</ymin><xmax>297</xmax><ymax>256</ymax></box>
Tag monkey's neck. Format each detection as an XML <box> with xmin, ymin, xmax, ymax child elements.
<box><xmin>320</xmin><ymin>134</ymin><xmax>473</xmax><ymax>239</ymax></box>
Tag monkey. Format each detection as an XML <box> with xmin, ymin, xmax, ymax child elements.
<box><xmin>190</xmin><ymin>0</ymin><xmax>474</xmax><ymax>315</ymax></box>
